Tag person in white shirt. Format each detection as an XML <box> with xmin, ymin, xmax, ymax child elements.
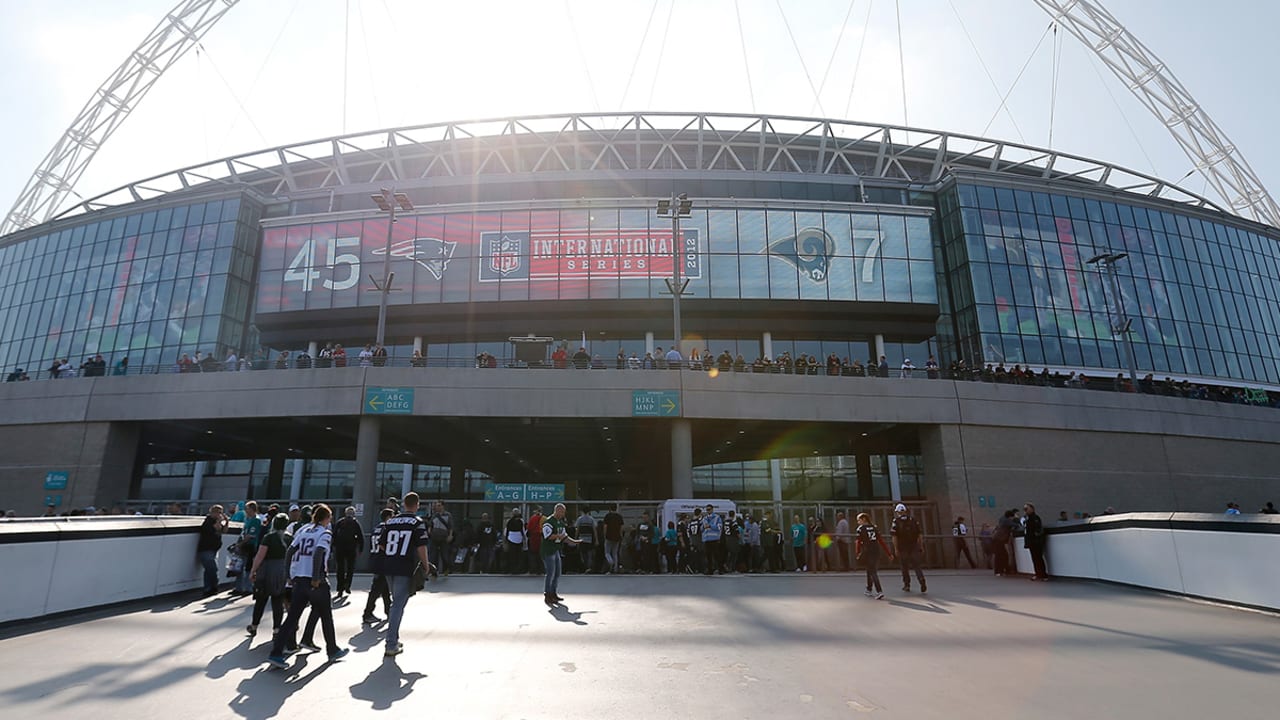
<box><xmin>224</xmin><ymin>351</ymin><xmax>238</xmax><ymax>371</ymax></box>
<box><xmin>359</xmin><ymin>344</ymin><xmax>374</xmax><ymax>367</ymax></box>
<box><xmin>266</xmin><ymin>504</ymin><xmax>349</xmax><ymax>669</ymax></box>
<box><xmin>900</xmin><ymin>358</ymin><xmax>915</xmax><ymax>378</ymax></box>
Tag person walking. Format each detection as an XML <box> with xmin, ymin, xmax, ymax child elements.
<box><xmin>834</xmin><ymin>511</ymin><xmax>852</xmax><ymax>571</ymax></box>
<box><xmin>574</xmin><ymin>507</ymin><xmax>595</xmax><ymax>573</ymax></box>
<box><xmin>247</xmin><ymin>514</ymin><xmax>291</xmax><ymax>637</ymax></box>
<box><xmin>1023</xmin><ymin>502</ymin><xmax>1049</xmax><ymax>580</ymax></box>
<box><xmin>265</xmin><ymin>504</ymin><xmax>349</xmax><ymax>669</ymax></box>
<box><xmin>993</xmin><ymin>510</ymin><xmax>1017</xmax><ymax>576</ymax></box>
<box><xmin>789</xmin><ymin>514</ymin><xmax>807</xmax><ymax>571</ymax></box>
<box><xmin>332</xmin><ymin>506</ymin><xmax>364</xmax><ymax>597</ymax></box>
<box><xmin>701</xmin><ymin>504</ymin><xmax>724</xmax><ymax>575</ymax></box>
<box><xmin>503</xmin><ymin>508</ymin><xmax>525</xmax><ymax>574</ymax></box>
<box><xmin>232</xmin><ymin>501</ymin><xmax>263</xmax><ymax>596</ymax></box>
<box><xmin>427</xmin><ymin>500</ymin><xmax>453</xmax><ymax>578</ymax></box>
<box><xmin>723</xmin><ymin>510</ymin><xmax>742</xmax><ymax>573</ymax></box>
<box><xmin>891</xmin><ymin>503</ymin><xmax>927</xmax><ymax>593</ymax></box>
<box><xmin>475</xmin><ymin>512</ymin><xmax>497</xmax><ymax>573</ymax></box>
<box><xmin>952</xmin><ymin>516</ymin><xmax>977</xmax><ymax>569</ymax></box>
<box><xmin>662</xmin><ymin>521</ymin><xmax>679</xmax><ymax>573</ymax></box>
<box><xmin>527</xmin><ymin>507</ymin><xmax>544</xmax><ymax>575</ymax></box>
<box><xmin>602</xmin><ymin>505</ymin><xmax>624</xmax><ymax>574</ymax></box>
<box><xmin>541</xmin><ymin>503</ymin><xmax>581</xmax><ymax>605</ymax></box>
<box><xmin>855</xmin><ymin>512</ymin><xmax>894</xmax><ymax>599</ymax></box>
<box><xmin>377</xmin><ymin>493</ymin><xmax>432</xmax><ymax>657</ymax></box>
<box><xmin>762</xmin><ymin>510</ymin><xmax>783</xmax><ymax>572</ymax></box>
<box><xmin>362</xmin><ymin>508</ymin><xmax>394</xmax><ymax>624</ymax></box>
<box><xmin>197</xmin><ymin>504</ymin><xmax>227</xmax><ymax>597</ymax></box>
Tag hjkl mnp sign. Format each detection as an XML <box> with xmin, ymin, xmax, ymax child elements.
<box><xmin>632</xmin><ymin>390</ymin><xmax>680</xmax><ymax>417</ymax></box>
<box><xmin>365</xmin><ymin>387</ymin><xmax>414</xmax><ymax>414</ymax></box>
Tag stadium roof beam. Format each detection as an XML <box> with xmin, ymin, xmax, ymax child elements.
<box><xmin>1032</xmin><ymin>0</ymin><xmax>1280</xmax><ymax>227</ymax></box>
<box><xmin>1</xmin><ymin>0</ymin><xmax>241</xmax><ymax>237</ymax></box>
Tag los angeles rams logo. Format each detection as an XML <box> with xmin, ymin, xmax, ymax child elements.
<box><xmin>767</xmin><ymin>227</ymin><xmax>835</xmax><ymax>282</ymax></box>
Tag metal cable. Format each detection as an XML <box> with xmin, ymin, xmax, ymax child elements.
<box><xmin>1049</xmin><ymin>23</ymin><xmax>1060</xmax><ymax>148</ymax></box>
<box><xmin>216</xmin><ymin>0</ymin><xmax>304</xmax><ymax>153</ymax></box>
<box><xmin>195</xmin><ymin>42</ymin><xmax>268</xmax><ymax>146</ymax></box>
<box><xmin>734</xmin><ymin>0</ymin><xmax>757</xmax><ymax>113</ymax></box>
<box><xmin>813</xmin><ymin>0</ymin><xmax>859</xmax><ymax>117</ymax></box>
<box><xmin>776</xmin><ymin>0</ymin><xmax>825</xmax><ymax>116</ymax></box>
<box><xmin>564</xmin><ymin>0</ymin><xmax>601</xmax><ymax>113</ymax></box>
<box><xmin>842</xmin><ymin>0</ymin><xmax>875</xmax><ymax>119</ymax></box>
<box><xmin>356</xmin><ymin>2</ymin><xmax>383</xmax><ymax>127</ymax></box>
<box><xmin>620</xmin><ymin>0</ymin><xmax>661</xmax><ymax>109</ymax></box>
<box><xmin>980</xmin><ymin>22</ymin><xmax>1054</xmax><ymax>138</ymax></box>
<box><xmin>646</xmin><ymin>0</ymin><xmax>676</xmax><ymax>108</ymax></box>
<box><xmin>946</xmin><ymin>0</ymin><xmax>1026</xmax><ymax>143</ymax></box>
<box><xmin>894</xmin><ymin>0</ymin><xmax>908</xmax><ymax>131</ymax></box>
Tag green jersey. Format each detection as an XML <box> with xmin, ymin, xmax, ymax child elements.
<box><xmin>541</xmin><ymin>515</ymin><xmax>568</xmax><ymax>557</ymax></box>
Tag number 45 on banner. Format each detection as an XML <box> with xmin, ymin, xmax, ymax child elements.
<box><xmin>285</xmin><ymin>236</ymin><xmax>361</xmax><ymax>292</ymax></box>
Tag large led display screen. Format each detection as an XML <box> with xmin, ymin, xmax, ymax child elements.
<box><xmin>255</xmin><ymin>207</ymin><xmax>936</xmax><ymax>312</ymax></box>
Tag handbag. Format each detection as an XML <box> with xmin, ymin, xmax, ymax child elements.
<box><xmin>226</xmin><ymin>553</ymin><xmax>245</xmax><ymax>577</ymax></box>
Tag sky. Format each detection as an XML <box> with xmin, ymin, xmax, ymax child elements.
<box><xmin>0</xmin><ymin>0</ymin><xmax>1276</xmax><ymax>228</ymax></box>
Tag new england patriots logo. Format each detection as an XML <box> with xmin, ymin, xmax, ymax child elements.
<box><xmin>767</xmin><ymin>227</ymin><xmax>835</xmax><ymax>282</ymax></box>
<box><xmin>372</xmin><ymin>237</ymin><xmax>458</xmax><ymax>280</ymax></box>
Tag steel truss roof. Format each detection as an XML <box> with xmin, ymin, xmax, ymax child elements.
<box><xmin>51</xmin><ymin>112</ymin><xmax>1226</xmax><ymax>220</ymax></box>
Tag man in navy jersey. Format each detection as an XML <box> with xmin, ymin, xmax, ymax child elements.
<box><xmin>891</xmin><ymin>503</ymin><xmax>927</xmax><ymax>593</ymax></box>
<box><xmin>265</xmin><ymin>504</ymin><xmax>348</xmax><ymax>669</ymax></box>
<box><xmin>381</xmin><ymin>492</ymin><xmax>432</xmax><ymax>657</ymax></box>
<box><xmin>855</xmin><ymin>512</ymin><xmax>894</xmax><ymax>599</ymax></box>
<box><xmin>362</xmin><ymin>507</ymin><xmax>395</xmax><ymax>624</ymax></box>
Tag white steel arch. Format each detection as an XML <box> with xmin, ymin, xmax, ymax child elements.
<box><xmin>1033</xmin><ymin>0</ymin><xmax>1280</xmax><ymax>227</ymax></box>
<box><xmin>4</xmin><ymin>0</ymin><xmax>1276</xmax><ymax>235</ymax></box>
<box><xmin>0</xmin><ymin>0</ymin><xmax>240</xmax><ymax>237</ymax></box>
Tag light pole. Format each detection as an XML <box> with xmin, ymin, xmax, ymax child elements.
<box><xmin>1086</xmin><ymin>251</ymin><xmax>1139</xmax><ymax>389</ymax></box>
<box><xmin>656</xmin><ymin>192</ymin><xmax>693</xmax><ymax>356</ymax></box>
<box><xmin>369</xmin><ymin>188</ymin><xmax>414</xmax><ymax>347</ymax></box>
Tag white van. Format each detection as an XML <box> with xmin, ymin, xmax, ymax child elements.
<box><xmin>657</xmin><ymin>498</ymin><xmax>737</xmax><ymax>534</ymax></box>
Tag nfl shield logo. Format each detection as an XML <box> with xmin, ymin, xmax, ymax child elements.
<box><xmin>490</xmin><ymin>235</ymin><xmax>521</xmax><ymax>277</ymax></box>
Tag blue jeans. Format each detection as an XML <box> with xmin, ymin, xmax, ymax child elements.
<box><xmin>197</xmin><ymin>550</ymin><xmax>218</xmax><ymax>593</ymax></box>
<box><xmin>386</xmin><ymin>574</ymin><xmax>414</xmax><ymax>649</ymax></box>
<box><xmin>543</xmin><ymin>551</ymin><xmax>562</xmax><ymax>596</ymax></box>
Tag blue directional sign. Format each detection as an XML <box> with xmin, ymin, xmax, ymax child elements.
<box><xmin>44</xmin><ymin>471</ymin><xmax>69</xmax><ymax>490</ymax></box>
<box><xmin>365</xmin><ymin>387</ymin><xmax>414</xmax><ymax>414</ymax></box>
<box><xmin>632</xmin><ymin>390</ymin><xmax>680</xmax><ymax>417</ymax></box>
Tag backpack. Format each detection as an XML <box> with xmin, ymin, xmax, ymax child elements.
<box><xmin>895</xmin><ymin>516</ymin><xmax>921</xmax><ymax>545</ymax></box>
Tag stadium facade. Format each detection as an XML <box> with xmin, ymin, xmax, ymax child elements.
<box><xmin>1</xmin><ymin>113</ymin><xmax>1278</xmax><ymax>522</ymax></box>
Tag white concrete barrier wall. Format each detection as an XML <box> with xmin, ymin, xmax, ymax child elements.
<box><xmin>0</xmin><ymin>517</ymin><xmax>236</xmax><ymax>624</ymax></box>
<box><xmin>1041</xmin><ymin>513</ymin><xmax>1280</xmax><ymax>611</ymax></box>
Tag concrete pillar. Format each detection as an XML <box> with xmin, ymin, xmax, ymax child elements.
<box><xmin>401</xmin><ymin>463</ymin><xmax>413</xmax><ymax>497</ymax></box>
<box><xmin>919</xmin><ymin>425</ymin><xmax>977</xmax><ymax>528</ymax></box>
<box><xmin>289</xmin><ymin>458</ymin><xmax>304</xmax><ymax>500</ymax></box>
<box><xmin>762</xmin><ymin>331</ymin><xmax>773</xmax><ymax>360</ymax></box>
<box><xmin>769</xmin><ymin>458</ymin><xmax>783</xmax><ymax>503</ymax></box>
<box><xmin>874</xmin><ymin>334</ymin><xmax>886</xmax><ymax>361</ymax></box>
<box><xmin>354</xmin><ymin>416</ymin><xmax>381</xmax><ymax>524</ymax></box>
<box><xmin>449</xmin><ymin>462</ymin><xmax>466</xmax><ymax>497</ymax></box>
<box><xmin>266</xmin><ymin>455</ymin><xmax>284</xmax><ymax>498</ymax></box>
<box><xmin>671</xmin><ymin>419</ymin><xmax>693</xmax><ymax>498</ymax></box>
<box><xmin>307</xmin><ymin>341</ymin><xmax>318</xmax><ymax>360</ymax></box>
<box><xmin>645</xmin><ymin>331</ymin><xmax>654</xmax><ymax>357</ymax></box>
<box><xmin>888</xmin><ymin>454</ymin><xmax>902</xmax><ymax>502</ymax></box>
<box><xmin>189</xmin><ymin>461</ymin><xmax>206</xmax><ymax>502</ymax></box>
<box><xmin>413</xmin><ymin>336</ymin><xmax>423</xmax><ymax>354</ymax></box>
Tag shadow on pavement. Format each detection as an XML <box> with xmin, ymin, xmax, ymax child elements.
<box><xmin>548</xmin><ymin>604</ymin><xmax>596</xmax><ymax>625</ymax></box>
<box><xmin>348</xmin><ymin>657</ymin><xmax>427</xmax><ymax>710</ymax></box>
<box><xmin>228</xmin><ymin>653</ymin><xmax>336</xmax><ymax>719</ymax></box>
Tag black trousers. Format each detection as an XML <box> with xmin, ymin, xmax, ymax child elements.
<box><xmin>363</xmin><ymin>573</ymin><xmax>390</xmax><ymax>616</ymax></box>
<box><xmin>898</xmin><ymin>546</ymin><xmax>926</xmax><ymax>588</ymax></box>
<box><xmin>1029</xmin><ymin>544</ymin><xmax>1048</xmax><ymax>578</ymax></box>
<box><xmin>271</xmin><ymin>579</ymin><xmax>337</xmax><ymax>657</ymax></box>
<box><xmin>334</xmin><ymin>547</ymin><xmax>357</xmax><ymax>593</ymax></box>
<box><xmin>862</xmin><ymin>552</ymin><xmax>883</xmax><ymax>592</ymax></box>
<box><xmin>953</xmin><ymin>538</ymin><xmax>977</xmax><ymax>568</ymax></box>
<box><xmin>703</xmin><ymin>539</ymin><xmax>721</xmax><ymax>574</ymax></box>
<box><xmin>993</xmin><ymin>541</ymin><xmax>1010</xmax><ymax>575</ymax></box>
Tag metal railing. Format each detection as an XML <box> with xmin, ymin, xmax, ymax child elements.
<box><xmin>8</xmin><ymin>354</ymin><xmax>1277</xmax><ymax>409</ymax></box>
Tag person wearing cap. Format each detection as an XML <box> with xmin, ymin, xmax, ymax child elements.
<box><xmin>890</xmin><ymin>503</ymin><xmax>927</xmax><ymax>593</ymax></box>
<box><xmin>900</xmin><ymin>358</ymin><xmax>915</xmax><ymax>378</ymax></box>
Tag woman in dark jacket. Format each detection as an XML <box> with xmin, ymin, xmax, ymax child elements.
<box><xmin>1023</xmin><ymin>503</ymin><xmax>1048</xmax><ymax>580</ymax></box>
<box><xmin>247</xmin><ymin>514</ymin><xmax>292</xmax><ymax>637</ymax></box>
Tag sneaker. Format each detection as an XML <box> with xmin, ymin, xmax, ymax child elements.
<box><xmin>266</xmin><ymin>655</ymin><xmax>288</xmax><ymax>670</ymax></box>
<box><xmin>902</xmin><ymin>585</ymin><xmax>911</xmax><ymax>592</ymax></box>
<box><xmin>385</xmin><ymin>643</ymin><xmax>403</xmax><ymax>657</ymax></box>
<box><xmin>876</xmin><ymin>592</ymin><xmax>885</xmax><ymax>600</ymax></box>
<box><xmin>327</xmin><ymin>648</ymin><xmax>349</xmax><ymax>662</ymax></box>
<box><xmin>246</xmin><ymin>624</ymin><xmax>257</xmax><ymax>636</ymax></box>
<box><xmin>920</xmin><ymin>583</ymin><xmax>928</xmax><ymax>594</ymax></box>
<box><xmin>362</xmin><ymin>614</ymin><xmax>381</xmax><ymax>624</ymax></box>
<box><xmin>553</xmin><ymin>595</ymin><xmax>564</xmax><ymax>602</ymax></box>
<box><xmin>864</xmin><ymin>589</ymin><xmax>873</xmax><ymax>597</ymax></box>
<box><xmin>299</xmin><ymin>640</ymin><xmax>321</xmax><ymax>652</ymax></box>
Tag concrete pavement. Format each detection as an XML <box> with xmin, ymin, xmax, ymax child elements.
<box><xmin>1</xmin><ymin>571</ymin><xmax>1276</xmax><ymax>719</ymax></box>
